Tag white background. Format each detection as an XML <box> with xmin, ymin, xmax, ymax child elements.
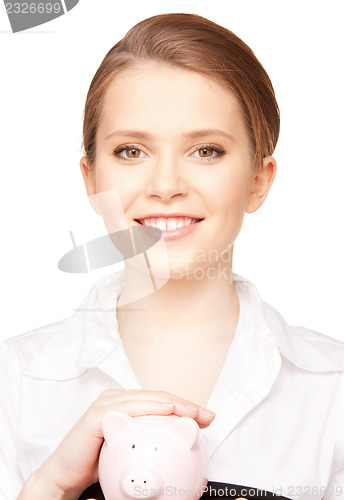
<box><xmin>0</xmin><ymin>0</ymin><xmax>343</xmax><ymax>342</ymax></box>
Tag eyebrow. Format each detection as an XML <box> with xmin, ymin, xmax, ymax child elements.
<box><xmin>105</xmin><ymin>129</ymin><xmax>235</xmax><ymax>142</ymax></box>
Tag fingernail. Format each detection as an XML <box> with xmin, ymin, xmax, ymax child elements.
<box><xmin>160</xmin><ymin>402</ymin><xmax>175</xmax><ymax>407</ymax></box>
<box><xmin>198</xmin><ymin>408</ymin><xmax>216</xmax><ymax>418</ymax></box>
<box><xmin>185</xmin><ymin>404</ymin><xmax>199</xmax><ymax>412</ymax></box>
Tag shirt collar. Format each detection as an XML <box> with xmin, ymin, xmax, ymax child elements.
<box><xmin>21</xmin><ymin>270</ymin><xmax>344</xmax><ymax>381</ymax></box>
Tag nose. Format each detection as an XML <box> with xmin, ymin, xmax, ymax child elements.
<box><xmin>121</xmin><ymin>468</ymin><xmax>163</xmax><ymax>498</ymax></box>
<box><xmin>145</xmin><ymin>152</ymin><xmax>189</xmax><ymax>201</ymax></box>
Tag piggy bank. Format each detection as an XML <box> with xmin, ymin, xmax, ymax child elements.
<box><xmin>98</xmin><ymin>411</ymin><xmax>209</xmax><ymax>500</ymax></box>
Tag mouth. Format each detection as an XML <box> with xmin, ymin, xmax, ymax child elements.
<box><xmin>134</xmin><ymin>216</ymin><xmax>203</xmax><ymax>229</ymax></box>
<box><xmin>133</xmin><ymin>215</ymin><xmax>204</xmax><ymax>241</ymax></box>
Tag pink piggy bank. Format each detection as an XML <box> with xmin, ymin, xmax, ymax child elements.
<box><xmin>98</xmin><ymin>410</ymin><xmax>209</xmax><ymax>500</ymax></box>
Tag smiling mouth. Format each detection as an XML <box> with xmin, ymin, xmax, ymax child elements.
<box><xmin>134</xmin><ymin>216</ymin><xmax>204</xmax><ymax>231</ymax></box>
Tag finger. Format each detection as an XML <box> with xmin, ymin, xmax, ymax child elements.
<box><xmin>98</xmin><ymin>390</ymin><xmax>216</xmax><ymax>423</ymax></box>
<box><xmin>100</xmin><ymin>399</ymin><xmax>176</xmax><ymax>417</ymax></box>
<box><xmin>195</xmin><ymin>411</ymin><xmax>216</xmax><ymax>427</ymax></box>
<box><xmin>109</xmin><ymin>398</ymin><xmax>216</xmax><ymax>426</ymax></box>
<box><xmin>98</xmin><ymin>389</ymin><xmax>202</xmax><ymax>413</ymax></box>
<box><xmin>154</xmin><ymin>399</ymin><xmax>216</xmax><ymax>426</ymax></box>
<box><xmin>198</xmin><ymin>422</ymin><xmax>211</xmax><ymax>429</ymax></box>
<box><xmin>103</xmin><ymin>397</ymin><xmax>200</xmax><ymax>420</ymax></box>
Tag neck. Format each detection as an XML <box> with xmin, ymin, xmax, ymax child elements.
<box><xmin>116</xmin><ymin>247</ymin><xmax>239</xmax><ymax>343</ymax></box>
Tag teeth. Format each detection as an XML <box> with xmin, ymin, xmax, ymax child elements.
<box><xmin>167</xmin><ymin>218</ymin><xmax>178</xmax><ymax>230</ymax></box>
<box><xmin>141</xmin><ymin>217</ymin><xmax>198</xmax><ymax>230</ymax></box>
<box><xmin>156</xmin><ymin>218</ymin><xmax>167</xmax><ymax>230</ymax></box>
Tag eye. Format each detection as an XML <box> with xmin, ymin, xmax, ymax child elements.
<box><xmin>154</xmin><ymin>446</ymin><xmax>158</xmax><ymax>451</ymax></box>
<box><xmin>132</xmin><ymin>444</ymin><xmax>135</xmax><ymax>449</ymax></box>
<box><xmin>113</xmin><ymin>145</ymin><xmax>148</xmax><ymax>161</ymax></box>
<box><xmin>190</xmin><ymin>145</ymin><xmax>225</xmax><ymax>161</ymax></box>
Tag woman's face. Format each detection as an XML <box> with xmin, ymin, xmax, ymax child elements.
<box><xmin>80</xmin><ymin>63</ymin><xmax>276</xmax><ymax>278</ymax></box>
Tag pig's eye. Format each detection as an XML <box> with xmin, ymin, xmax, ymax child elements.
<box><xmin>154</xmin><ymin>447</ymin><xmax>158</xmax><ymax>451</ymax></box>
<box><xmin>132</xmin><ymin>444</ymin><xmax>135</xmax><ymax>449</ymax></box>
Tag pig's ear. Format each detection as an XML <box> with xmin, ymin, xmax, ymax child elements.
<box><xmin>102</xmin><ymin>410</ymin><xmax>133</xmax><ymax>443</ymax></box>
<box><xmin>167</xmin><ymin>416</ymin><xmax>199</xmax><ymax>450</ymax></box>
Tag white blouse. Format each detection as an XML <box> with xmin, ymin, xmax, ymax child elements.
<box><xmin>0</xmin><ymin>270</ymin><xmax>343</xmax><ymax>500</ymax></box>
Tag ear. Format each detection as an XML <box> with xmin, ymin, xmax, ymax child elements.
<box><xmin>167</xmin><ymin>416</ymin><xmax>199</xmax><ymax>450</ymax></box>
<box><xmin>102</xmin><ymin>410</ymin><xmax>133</xmax><ymax>444</ymax></box>
<box><xmin>79</xmin><ymin>156</ymin><xmax>102</xmax><ymax>215</ymax></box>
<box><xmin>246</xmin><ymin>156</ymin><xmax>277</xmax><ymax>214</ymax></box>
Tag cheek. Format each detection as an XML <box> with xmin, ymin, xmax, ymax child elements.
<box><xmin>91</xmin><ymin>169</ymin><xmax>139</xmax><ymax>233</ymax></box>
<box><xmin>203</xmin><ymin>169</ymin><xmax>250</xmax><ymax>250</ymax></box>
<box><xmin>206</xmin><ymin>169</ymin><xmax>250</xmax><ymax>218</ymax></box>
<box><xmin>94</xmin><ymin>166</ymin><xmax>139</xmax><ymax>213</ymax></box>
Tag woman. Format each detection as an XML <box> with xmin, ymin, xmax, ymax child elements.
<box><xmin>1</xmin><ymin>12</ymin><xmax>343</xmax><ymax>500</ymax></box>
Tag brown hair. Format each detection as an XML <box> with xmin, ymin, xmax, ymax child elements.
<box><xmin>82</xmin><ymin>12</ymin><xmax>280</xmax><ymax>171</ymax></box>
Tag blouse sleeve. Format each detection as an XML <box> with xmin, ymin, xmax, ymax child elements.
<box><xmin>323</xmin><ymin>370</ymin><xmax>344</xmax><ymax>499</ymax></box>
<box><xmin>0</xmin><ymin>341</ymin><xmax>25</xmax><ymax>499</ymax></box>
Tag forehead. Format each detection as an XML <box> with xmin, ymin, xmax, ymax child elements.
<box><xmin>97</xmin><ymin>63</ymin><xmax>248</xmax><ymax>142</ymax></box>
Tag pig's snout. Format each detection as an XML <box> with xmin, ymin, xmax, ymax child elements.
<box><xmin>121</xmin><ymin>468</ymin><xmax>163</xmax><ymax>498</ymax></box>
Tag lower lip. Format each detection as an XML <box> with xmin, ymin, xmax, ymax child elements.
<box><xmin>135</xmin><ymin>220</ymin><xmax>203</xmax><ymax>241</ymax></box>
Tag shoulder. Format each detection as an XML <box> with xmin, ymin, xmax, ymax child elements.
<box><xmin>4</xmin><ymin>315</ymin><xmax>72</xmax><ymax>352</ymax></box>
<box><xmin>262</xmin><ymin>299</ymin><xmax>344</xmax><ymax>373</ymax></box>
<box><xmin>1</xmin><ymin>312</ymin><xmax>87</xmax><ymax>379</ymax></box>
<box><xmin>233</xmin><ymin>273</ymin><xmax>344</xmax><ymax>373</ymax></box>
<box><xmin>1</xmin><ymin>270</ymin><xmax>125</xmax><ymax>379</ymax></box>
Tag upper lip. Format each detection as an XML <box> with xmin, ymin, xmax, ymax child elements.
<box><xmin>135</xmin><ymin>213</ymin><xmax>204</xmax><ymax>221</ymax></box>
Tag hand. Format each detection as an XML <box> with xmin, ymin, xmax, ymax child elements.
<box><xmin>18</xmin><ymin>389</ymin><xmax>215</xmax><ymax>499</ymax></box>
